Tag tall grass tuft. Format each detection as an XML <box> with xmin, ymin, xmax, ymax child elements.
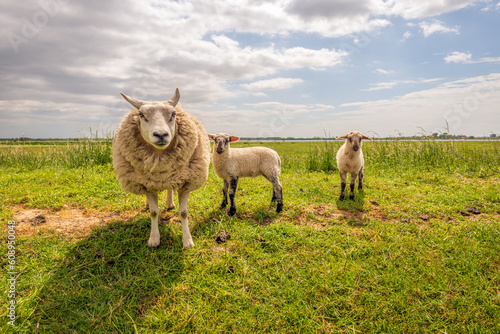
<box><xmin>0</xmin><ymin>128</ymin><xmax>113</xmax><ymax>170</ymax></box>
<box><xmin>366</xmin><ymin>139</ymin><xmax>500</xmax><ymax>177</ymax></box>
<box><xmin>306</xmin><ymin>140</ymin><xmax>340</xmax><ymax>173</ymax></box>
<box><xmin>305</xmin><ymin>138</ymin><xmax>500</xmax><ymax>178</ymax></box>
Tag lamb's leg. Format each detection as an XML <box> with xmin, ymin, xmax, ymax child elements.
<box><xmin>268</xmin><ymin>174</ymin><xmax>283</xmax><ymax>213</ymax></box>
<box><xmin>166</xmin><ymin>189</ymin><xmax>175</xmax><ymax>211</ymax></box>
<box><xmin>358</xmin><ymin>167</ymin><xmax>364</xmax><ymax>191</ymax></box>
<box><xmin>146</xmin><ymin>192</ymin><xmax>160</xmax><ymax>247</ymax></box>
<box><xmin>178</xmin><ymin>189</ymin><xmax>194</xmax><ymax>249</ymax></box>
<box><xmin>349</xmin><ymin>172</ymin><xmax>358</xmax><ymax>200</ymax></box>
<box><xmin>228</xmin><ymin>177</ymin><xmax>238</xmax><ymax>216</ymax></box>
<box><xmin>274</xmin><ymin>180</ymin><xmax>283</xmax><ymax>213</ymax></box>
<box><xmin>339</xmin><ymin>171</ymin><xmax>347</xmax><ymax>201</ymax></box>
<box><xmin>220</xmin><ymin>180</ymin><xmax>229</xmax><ymax>209</ymax></box>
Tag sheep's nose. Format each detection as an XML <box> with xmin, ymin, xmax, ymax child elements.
<box><xmin>153</xmin><ymin>132</ymin><xmax>169</xmax><ymax>141</ymax></box>
<box><xmin>353</xmin><ymin>145</ymin><xmax>359</xmax><ymax>151</ymax></box>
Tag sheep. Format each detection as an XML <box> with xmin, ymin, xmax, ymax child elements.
<box><xmin>336</xmin><ymin>131</ymin><xmax>372</xmax><ymax>201</ymax></box>
<box><xmin>208</xmin><ymin>133</ymin><xmax>283</xmax><ymax>216</ymax></box>
<box><xmin>113</xmin><ymin>88</ymin><xmax>210</xmax><ymax>249</ymax></box>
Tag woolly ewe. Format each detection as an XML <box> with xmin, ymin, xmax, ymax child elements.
<box><xmin>208</xmin><ymin>133</ymin><xmax>283</xmax><ymax>216</ymax></box>
<box><xmin>336</xmin><ymin>131</ymin><xmax>372</xmax><ymax>200</ymax></box>
<box><xmin>113</xmin><ymin>89</ymin><xmax>210</xmax><ymax>249</ymax></box>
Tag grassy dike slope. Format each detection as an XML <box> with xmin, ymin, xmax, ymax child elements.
<box><xmin>1</xmin><ymin>140</ymin><xmax>499</xmax><ymax>333</ymax></box>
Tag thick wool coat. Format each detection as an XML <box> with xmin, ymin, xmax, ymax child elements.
<box><xmin>113</xmin><ymin>105</ymin><xmax>210</xmax><ymax>195</ymax></box>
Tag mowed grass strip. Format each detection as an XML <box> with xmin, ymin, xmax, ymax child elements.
<box><xmin>1</xmin><ymin>140</ymin><xmax>499</xmax><ymax>333</ymax></box>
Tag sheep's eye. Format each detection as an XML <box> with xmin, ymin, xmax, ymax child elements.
<box><xmin>138</xmin><ymin>111</ymin><xmax>147</xmax><ymax>121</ymax></box>
<box><xmin>348</xmin><ymin>138</ymin><xmax>352</xmax><ymax>142</ymax></box>
<box><xmin>170</xmin><ymin>113</ymin><xmax>176</xmax><ymax>121</ymax></box>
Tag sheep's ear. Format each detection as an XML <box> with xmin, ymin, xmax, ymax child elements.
<box><xmin>166</xmin><ymin>88</ymin><xmax>180</xmax><ymax>107</ymax></box>
<box><xmin>337</xmin><ymin>134</ymin><xmax>349</xmax><ymax>140</ymax></box>
<box><xmin>208</xmin><ymin>134</ymin><xmax>216</xmax><ymax>141</ymax></box>
<box><xmin>361</xmin><ymin>133</ymin><xmax>372</xmax><ymax>140</ymax></box>
<box><xmin>229</xmin><ymin>136</ymin><xmax>240</xmax><ymax>142</ymax></box>
<box><xmin>121</xmin><ymin>93</ymin><xmax>144</xmax><ymax>110</ymax></box>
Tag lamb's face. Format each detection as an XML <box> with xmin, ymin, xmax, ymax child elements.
<box><xmin>120</xmin><ymin>89</ymin><xmax>181</xmax><ymax>150</ymax></box>
<box><xmin>208</xmin><ymin>133</ymin><xmax>239</xmax><ymax>154</ymax></box>
<box><xmin>339</xmin><ymin>131</ymin><xmax>372</xmax><ymax>152</ymax></box>
<box><xmin>137</xmin><ymin>103</ymin><xmax>176</xmax><ymax>149</ymax></box>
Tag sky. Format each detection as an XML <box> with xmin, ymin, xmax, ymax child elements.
<box><xmin>1</xmin><ymin>0</ymin><xmax>499</xmax><ymax>138</ymax></box>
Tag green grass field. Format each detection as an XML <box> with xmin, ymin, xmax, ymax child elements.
<box><xmin>1</xmin><ymin>140</ymin><xmax>499</xmax><ymax>333</ymax></box>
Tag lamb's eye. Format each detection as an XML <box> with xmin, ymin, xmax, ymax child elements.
<box><xmin>349</xmin><ymin>138</ymin><xmax>352</xmax><ymax>142</ymax></box>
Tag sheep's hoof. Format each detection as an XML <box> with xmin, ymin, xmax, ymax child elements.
<box><xmin>228</xmin><ymin>207</ymin><xmax>236</xmax><ymax>216</ymax></box>
<box><xmin>183</xmin><ymin>238</ymin><xmax>194</xmax><ymax>250</ymax></box>
<box><xmin>276</xmin><ymin>203</ymin><xmax>283</xmax><ymax>213</ymax></box>
<box><xmin>349</xmin><ymin>194</ymin><xmax>355</xmax><ymax>200</ymax></box>
<box><xmin>220</xmin><ymin>203</ymin><xmax>227</xmax><ymax>210</ymax></box>
<box><xmin>148</xmin><ymin>236</ymin><xmax>160</xmax><ymax>247</ymax></box>
<box><xmin>166</xmin><ymin>205</ymin><xmax>175</xmax><ymax>211</ymax></box>
<box><xmin>339</xmin><ymin>194</ymin><xmax>345</xmax><ymax>201</ymax></box>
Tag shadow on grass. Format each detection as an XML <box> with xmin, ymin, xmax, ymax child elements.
<box><xmin>30</xmin><ymin>216</ymin><xmax>186</xmax><ymax>333</ymax></box>
<box><xmin>335</xmin><ymin>189</ymin><xmax>367</xmax><ymax>212</ymax></box>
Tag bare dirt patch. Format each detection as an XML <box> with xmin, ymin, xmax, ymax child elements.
<box><xmin>297</xmin><ymin>204</ymin><xmax>391</xmax><ymax>229</ymax></box>
<box><xmin>10</xmin><ymin>205</ymin><xmax>140</xmax><ymax>239</ymax></box>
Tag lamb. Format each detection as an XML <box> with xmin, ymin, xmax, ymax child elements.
<box><xmin>113</xmin><ymin>88</ymin><xmax>210</xmax><ymax>249</ymax></box>
<box><xmin>208</xmin><ymin>133</ymin><xmax>283</xmax><ymax>216</ymax></box>
<box><xmin>336</xmin><ymin>131</ymin><xmax>372</xmax><ymax>201</ymax></box>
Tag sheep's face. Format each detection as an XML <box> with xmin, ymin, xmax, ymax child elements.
<box><xmin>121</xmin><ymin>89</ymin><xmax>180</xmax><ymax>150</ymax></box>
<box><xmin>208</xmin><ymin>133</ymin><xmax>239</xmax><ymax>154</ymax></box>
<box><xmin>136</xmin><ymin>104</ymin><xmax>177</xmax><ymax>149</ymax></box>
<box><xmin>338</xmin><ymin>131</ymin><xmax>372</xmax><ymax>152</ymax></box>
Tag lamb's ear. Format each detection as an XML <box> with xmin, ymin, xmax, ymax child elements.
<box><xmin>337</xmin><ymin>134</ymin><xmax>349</xmax><ymax>140</ymax></box>
<box><xmin>166</xmin><ymin>88</ymin><xmax>180</xmax><ymax>107</ymax></box>
<box><xmin>121</xmin><ymin>93</ymin><xmax>144</xmax><ymax>110</ymax></box>
<box><xmin>360</xmin><ymin>133</ymin><xmax>372</xmax><ymax>140</ymax></box>
<box><xmin>229</xmin><ymin>136</ymin><xmax>240</xmax><ymax>142</ymax></box>
<box><xmin>208</xmin><ymin>134</ymin><xmax>216</xmax><ymax>141</ymax></box>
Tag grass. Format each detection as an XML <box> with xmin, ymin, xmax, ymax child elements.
<box><xmin>1</xmin><ymin>139</ymin><xmax>499</xmax><ymax>333</ymax></box>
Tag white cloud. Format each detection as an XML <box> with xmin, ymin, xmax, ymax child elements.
<box><xmin>383</xmin><ymin>0</ymin><xmax>480</xmax><ymax>19</ymax></box>
<box><xmin>419</xmin><ymin>19</ymin><xmax>459</xmax><ymax>37</ymax></box>
<box><xmin>445</xmin><ymin>51</ymin><xmax>473</xmax><ymax>64</ymax></box>
<box><xmin>374</xmin><ymin>68</ymin><xmax>394</xmax><ymax>75</ymax></box>
<box><xmin>445</xmin><ymin>51</ymin><xmax>500</xmax><ymax>64</ymax></box>
<box><xmin>401</xmin><ymin>30</ymin><xmax>412</xmax><ymax>41</ymax></box>
<box><xmin>362</xmin><ymin>78</ymin><xmax>443</xmax><ymax>91</ymax></box>
<box><xmin>480</xmin><ymin>2</ymin><xmax>500</xmax><ymax>11</ymax></box>
<box><xmin>241</xmin><ymin>78</ymin><xmax>304</xmax><ymax>91</ymax></box>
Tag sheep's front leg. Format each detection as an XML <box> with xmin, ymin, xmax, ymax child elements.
<box><xmin>220</xmin><ymin>180</ymin><xmax>229</xmax><ymax>209</ymax></box>
<box><xmin>166</xmin><ymin>189</ymin><xmax>175</xmax><ymax>211</ymax></box>
<box><xmin>339</xmin><ymin>171</ymin><xmax>347</xmax><ymax>201</ymax></box>
<box><xmin>146</xmin><ymin>192</ymin><xmax>160</xmax><ymax>247</ymax></box>
<box><xmin>228</xmin><ymin>177</ymin><xmax>238</xmax><ymax>216</ymax></box>
<box><xmin>178</xmin><ymin>189</ymin><xmax>194</xmax><ymax>249</ymax></box>
<box><xmin>349</xmin><ymin>172</ymin><xmax>358</xmax><ymax>200</ymax></box>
